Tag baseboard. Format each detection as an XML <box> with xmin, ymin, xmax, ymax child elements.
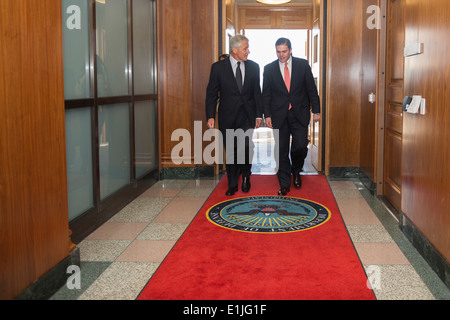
<box><xmin>15</xmin><ymin>248</ymin><xmax>81</xmax><ymax>300</ymax></box>
<box><xmin>328</xmin><ymin>166</ymin><xmax>360</xmax><ymax>179</ymax></box>
<box><xmin>399</xmin><ymin>212</ymin><xmax>450</xmax><ymax>289</ymax></box>
<box><xmin>160</xmin><ymin>166</ymin><xmax>216</xmax><ymax>180</ymax></box>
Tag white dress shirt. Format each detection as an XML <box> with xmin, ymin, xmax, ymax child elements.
<box><xmin>229</xmin><ymin>55</ymin><xmax>245</xmax><ymax>87</ymax></box>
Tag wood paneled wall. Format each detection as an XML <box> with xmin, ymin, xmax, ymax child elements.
<box><xmin>326</xmin><ymin>0</ymin><xmax>363</xmax><ymax>169</ymax></box>
<box><xmin>0</xmin><ymin>0</ymin><xmax>70</xmax><ymax>299</ymax></box>
<box><xmin>158</xmin><ymin>0</ymin><xmax>219</xmax><ymax>167</ymax></box>
<box><xmin>402</xmin><ymin>0</ymin><xmax>450</xmax><ymax>261</ymax></box>
<box><xmin>238</xmin><ymin>4</ymin><xmax>313</xmax><ymax>31</ymax></box>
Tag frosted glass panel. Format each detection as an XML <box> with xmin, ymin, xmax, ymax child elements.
<box><xmin>133</xmin><ymin>0</ymin><xmax>156</xmax><ymax>95</ymax></box>
<box><xmin>135</xmin><ymin>101</ymin><xmax>157</xmax><ymax>177</ymax></box>
<box><xmin>96</xmin><ymin>0</ymin><xmax>129</xmax><ymax>97</ymax></box>
<box><xmin>65</xmin><ymin>108</ymin><xmax>94</xmax><ymax>221</ymax></box>
<box><xmin>99</xmin><ymin>104</ymin><xmax>130</xmax><ymax>200</ymax></box>
<box><xmin>62</xmin><ymin>0</ymin><xmax>91</xmax><ymax>99</ymax></box>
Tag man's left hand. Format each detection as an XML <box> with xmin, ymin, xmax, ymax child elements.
<box><xmin>313</xmin><ymin>114</ymin><xmax>321</xmax><ymax>123</ymax></box>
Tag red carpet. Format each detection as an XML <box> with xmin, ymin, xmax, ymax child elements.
<box><xmin>138</xmin><ymin>175</ymin><xmax>376</xmax><ymax>300</ymax></box>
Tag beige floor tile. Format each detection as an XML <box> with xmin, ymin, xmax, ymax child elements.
<box><xmin>185</xmin><ymin>179</ymin><xmax>221</xmax><ymax>189</ymax></box>
<box><xmin>354</xmin><ymin>243</ymin><xmax>410</xmax><ymax>265</ymax></box>
<box><xmin>140</xmin><ymin>187</ymin><xmax>181</xmax><ymax>197</ymax></box>
<box><xmin>328</xmin><ymin>180</ymin><xmax>357</xmax><ymax>190</ymax></box>
<box><xmin>155</xmin><ymin>180</ymin><xmax>190</xmax><ymax>188</ymax></box>
<box><xmin>332</xmin><ymin>188</ymin><xmax>363</xmax><ymax>199</ymax></box>
<box><xmin>337</xmin><ymin>198</ymin><xmax>382</xmax><ymax>225</ymax></box>
<box><xmin>176</xmin><ymin>188</ymin><xmax>215</xmax><ymax>198</ymax></box>
<box><xmin>86</xmin><ymin>222</ymin><xmax>148</xmax><ymax>240</ymax></box>
<box><xmin>154</xmin><ymin>197</ymin><xmax>207</xmax><ymax>223</ymax></box>
<box><xmin>115</xmin><ymin>240</ymin><xmax>176</xmax><ymax>263</ymax></box>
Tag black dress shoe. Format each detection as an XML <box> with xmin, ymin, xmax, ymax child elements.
<box><xmin>277</xmin><ymin>187</ymin><xmax>290</xmax><ymax>196</ymax></box>
<box><xmin>241</xmin><ymin>177</ymin><xmax>251</xmax><ymax>193</ymax></box>
<box><xmin>293</xmin><ymin>172</ymin><xmax>302</xmax><ymax>189</ymax></box>
<box><xmin>226</xmin><ymin>186</ymin><xmax>238</xmax><ymax>196</ymax></box>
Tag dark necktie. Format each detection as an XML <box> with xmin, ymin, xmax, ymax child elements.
<box><xmin>236</xmin><ymin>61</ymin><xmax>243</xmax><ymax>93</ymax></box>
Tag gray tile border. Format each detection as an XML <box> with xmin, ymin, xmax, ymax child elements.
<box><xmin>77</xmin><ymin>262</ymin><xmax>159</xmax><ymax>300</ymax></box>
<box><xmin>365</xmin><ymin>264</ymin><xmax>436</xmax><ymax>300</ymax></box>
<box><xmin>109</xmin><ymin>197</ymin><xmax>172</xmax><ymax>223</ymax></box>
<box><xmin>77</xmin><ymin>240</ymin><xmax>132</xmax><ymax>262</ymax></box>
<box><xmin>347</xmin><ymin>225</ymin><xmax>394</xmax><ymax>243</ymax></box>
<box><xmin>136</xmin><ymin>223</ymin><xmax>189</xmax><ymax>241</ymax></box>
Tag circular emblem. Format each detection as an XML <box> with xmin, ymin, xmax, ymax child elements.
<box><xmin>206</xmin><ymin>196</ymin><xmax>331</xmax><ymax>234</ymax></box>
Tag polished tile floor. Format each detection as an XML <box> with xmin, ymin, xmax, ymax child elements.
<box><xmin>51</xmin><ymin>132</ymin><xmax>450</xmax><ymax>300</ymax></box>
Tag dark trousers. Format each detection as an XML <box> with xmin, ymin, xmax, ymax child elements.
<box><xmin>276</xmin><ymin>109</ymin><xmax>309</xmax><ymax>189</ymax></box>
<box><xmin>222</xmin><ymin>118</ymin><xmax>254</xmax><ymax>188</ymax></box>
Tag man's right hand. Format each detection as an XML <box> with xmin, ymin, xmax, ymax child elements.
<box><xmin>207</xmin><ymin>118</ymin><xmax>215</xmax><ymax>129</ymax></box>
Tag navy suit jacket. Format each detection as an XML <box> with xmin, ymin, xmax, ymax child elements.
<box><xmin>262</xmin><ymin>57</ymin><xmax>320</xmax><ymax>128</ymax></box>
<box><xmin>205</xmin><ymin>57</ymin><xmax>263</xmax><ymax>131</ymax></box>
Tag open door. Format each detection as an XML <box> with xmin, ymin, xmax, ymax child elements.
<box><xmin>310</xmin><ymin>0</ymin><xmax>324</xmax><ymax>172</ymax></box>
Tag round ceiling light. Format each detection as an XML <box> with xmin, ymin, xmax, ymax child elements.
<box><xmin>256</xmin><ymin>0</ymin><xmax>292</xmax><ymax>4</ymax></box>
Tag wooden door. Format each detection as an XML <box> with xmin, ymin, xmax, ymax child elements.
<box><xmin>384</xmin><ymin>0</ymin><xmax>405</xmax><ymax>212</ymax></box>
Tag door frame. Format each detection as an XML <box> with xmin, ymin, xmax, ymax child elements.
<box><xmin>310</xmin><ymin>0</ymin><xmax>327</xmax><ymax>173</ymax></box>
<box><xmin>376</xmin><ymin>0</ymin><xmax>387</xmax><ymax>196</ymax></box>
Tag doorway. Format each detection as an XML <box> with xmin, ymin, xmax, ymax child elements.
<box><xmin>244</xmin><ymin>29</ymin><xmax>317</xmax><ymax>175</ymax></box>
<box><xmin>244</xmin><ymin>29</ymin><xmax>309</xmax><ymax>84</ymax></box>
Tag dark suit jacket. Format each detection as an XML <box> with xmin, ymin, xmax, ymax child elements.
<box><xmin>262</xmin><ymin>57</ymin><xmax>320</xmax><ymax>128</ymax></box>
<box><xmin>205</xmin><ymin>58</ymin><xmax>263</xmax><ymax>131</ymax></box>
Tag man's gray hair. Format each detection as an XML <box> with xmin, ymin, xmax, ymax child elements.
<box><xmin>229</xmin><ymin>34</ymin><xmax>249</xmax><ymax>53</ymax></box>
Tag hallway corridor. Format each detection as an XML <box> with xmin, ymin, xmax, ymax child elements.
<box><xmin>50</xmin><ymin>141</ymin><xmax>450</xmax><ymax>300</ymax></box>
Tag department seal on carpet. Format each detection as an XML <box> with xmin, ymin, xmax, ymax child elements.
<box><xmin>207</xmin><ymin>196</ymin><xmax>330</xmax><ymax>234</ymax></box>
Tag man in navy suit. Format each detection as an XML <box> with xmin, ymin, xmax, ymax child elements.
<box><xmin>262</xmin><ymin>38</ymin><xmax>320</xmax><ymax>196</ymax></box>
<box><xmin>205</xmin><ymin>35</ymin><xmax>263</xmax><ymax>196</ymax></box>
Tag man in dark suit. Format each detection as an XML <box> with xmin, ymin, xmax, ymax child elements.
<box><xmin>262</xmin><ymin>38</ymin><xmax>320</xmax><ymax>196</ymax></box>
<box><xmin>205</xmin><ymin>34</ymin><xmax>263</xmax><ymax>196</ymax></box>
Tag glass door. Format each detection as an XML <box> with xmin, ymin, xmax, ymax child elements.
<box><xmin>62</xmin><ymin>0</ymin><xmax>158</xmax><ymax>242</ymax></box>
